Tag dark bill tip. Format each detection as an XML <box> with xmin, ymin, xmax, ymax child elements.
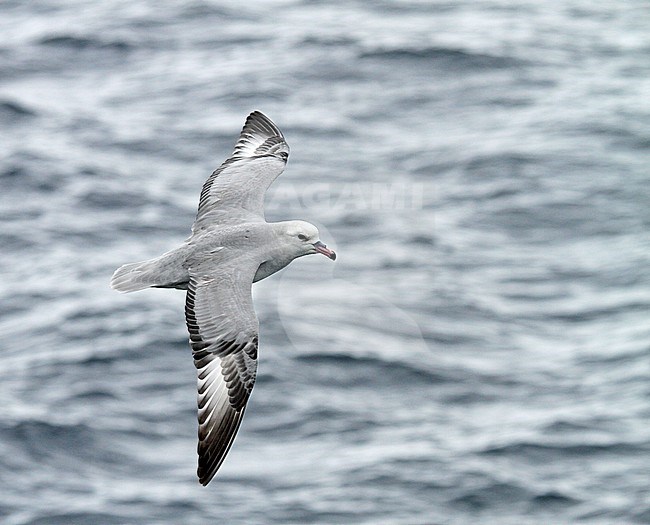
<box><xmin>313</xmin><ymin>241</ymin><xmax>336</xmax><ymax>261</ymax></box>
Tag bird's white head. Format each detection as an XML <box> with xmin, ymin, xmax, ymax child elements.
<box><xmin>281</xmin><ymin>220</ymin><xmax>336</xmax><ymax>260</ymax></box>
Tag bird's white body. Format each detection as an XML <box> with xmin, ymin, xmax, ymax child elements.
<box><xmin>111</xmin><ymin>220</ymin><xmax>322</xmax><ymax>292</ymax></box>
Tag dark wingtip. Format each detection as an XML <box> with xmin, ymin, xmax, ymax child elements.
<box><xmin>198</xmin><ymin>465</ymin><xmax>217</xmax><ymax>486</ymax></box>
<box><xmin>244</xmin><ymin>110</ymin><xmax>281</xmax><ymax>135</ymax></box>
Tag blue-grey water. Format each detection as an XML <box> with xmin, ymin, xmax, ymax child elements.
<box><xmin>1</xmin><ymin>1</ymin><xmax>649</xmax><ymax>524</ymax></box>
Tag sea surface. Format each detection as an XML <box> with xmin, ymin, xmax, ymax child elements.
<box><xmin>1</xmin><ymin>1</ymin><xmax>649</xmax><ymax>524</ymax></box>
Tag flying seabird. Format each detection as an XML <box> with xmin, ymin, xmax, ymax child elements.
<box><xmin>111</xmin><ymin>111</ymin><xmax>336</xmax><ymax>485</ymax></box>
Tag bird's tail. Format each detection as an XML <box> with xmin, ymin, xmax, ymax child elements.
<box><xmin>111</xmin><ymin>247</ymin><xmax>190</xmax><ymax>293</ymax></box>
<box><xmin>110</xmin><ymin>258</ymin><xmax>164</xmax><ymax>293</ymax></box>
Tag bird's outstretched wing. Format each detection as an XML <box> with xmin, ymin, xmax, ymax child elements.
<box><xmin>184</xmin><ymin>262</ymin><xmax>259</xmax><ymax>485</ymax></box>
<box><xmin>192</xmin><ymin>111</ymin><xmax>289</xmax><ymax>231</ymax></box>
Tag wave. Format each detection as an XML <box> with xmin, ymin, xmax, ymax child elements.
<box><xmin>531</xmin><ymin>490</ymin><xmax>581</xmax><ymax>507</ymax></box>
<box><xmin>0</xmin><ymin>99</ymin><xmax>36</xmax><ymax>118</ymax></box>
<box><xmin>38</xmin><ymin>35</ymin><xmax>133</xmax><ymax>52</ymax></box>
<box><xmin>176</xmin><ymin>1</ymin><xmax>238</xmax><ymax>20</ymax></box>
<box><xmin>300</xmin><ymin>35</ymin><xmax>358</xmax><ymax>47</ymax></box>
<box><xmin>464</xmin><ymin>151</ymin><xmax>543</xmax><ymax>174</ymax></box>
<box><xmin>360</xmin><ymin>46</ymin><xmax>524</xmax><ymax>70</ymax></box>
<box><xmin>24</xmin><ymin>512</ymin><xmax>127</xmax><ymax>525</ymax></box>
<box><xmin>78</xmin><ymin>189</ymin><xmax>145</xmax><ymax>210</ymax></box>
<box><xmin>543</xmin><ymin>301</ymin><xmax>650</xmax><ymax>323</ymax></box>
<box><xmin>542</xmin><ymin>419</ymin><xmax>605</xmax><ymax>433</ymax></box>
<box><xmin>450</xmin><ymin>481</ymin><xmax>534</xmax><ymax>510</ymax></box>
<box><xmin>296</xmin><ymin>352</ymin><xmax>455</xmax><ymax>384</ymax></box>
<box><xmin>480</xmin><ymin>441</ymin><xmax>647</xmax><ymax>458</ymax></box>
<box><xmin>0</xmin><ymin>420</ymin><xmax>98</xmax><ymax>465</ymax></box>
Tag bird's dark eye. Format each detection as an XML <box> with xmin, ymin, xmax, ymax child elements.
<box><xmin>298</xmin><ymin>234</ymin><xmax>307</xmax><ymax>241</ymax></box>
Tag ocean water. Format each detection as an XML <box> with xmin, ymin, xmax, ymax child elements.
<box><xmin>1</xmin><ymin>1</ymin><xmax>649</xmax><ymax>524</ymax></box>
